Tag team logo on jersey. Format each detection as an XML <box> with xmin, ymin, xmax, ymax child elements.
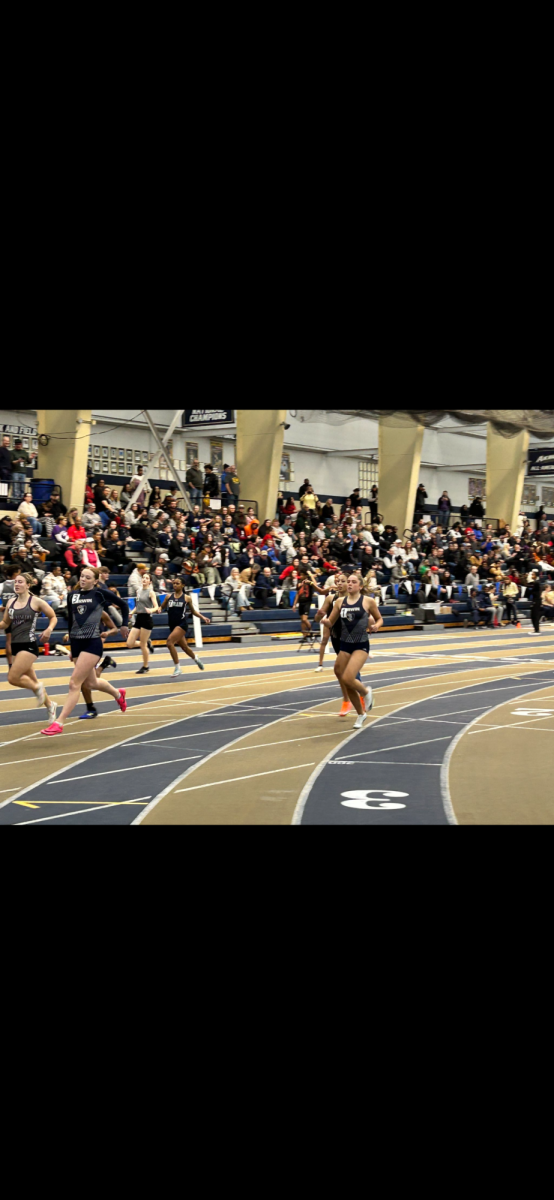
<box><xmin>77</xmin><ymin>605</ymin><xmax>87</xmax><ymax>615</ymax></box>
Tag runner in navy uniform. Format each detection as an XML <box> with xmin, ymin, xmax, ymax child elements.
<box><xmin>78</xmin><ymin>570</ymin><xmax>130</xmax><ymax>718</ymax></box>
<box><xmin>40</xmin><ymin>566</ymin><xmax>128</xmax><ymax>735</ymax></box>
<box><xmin>0</xmin><ymin>573</ymin><xmax>58</xmax><ymax>720</ymax></box>
<box><xmin>160</xmin><ymin>578</ymin><xmax>210</xmax><ymax>676</ymax></box>
<box><xmin>323</xmin><ymin>572</ymin><xmax>383</xmax><ymax>728</ymax></box>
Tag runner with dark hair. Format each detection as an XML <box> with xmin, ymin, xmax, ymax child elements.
<box><xmin>159</xmin><ymin>577</ymin><xmax>210</xmax><ymax>676</ymax></box>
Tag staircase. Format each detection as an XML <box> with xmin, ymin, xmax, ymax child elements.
<box><xmin>196</xmin><ymin>592</ymin><xmax>260</xmax><ymax>640</ymax></box>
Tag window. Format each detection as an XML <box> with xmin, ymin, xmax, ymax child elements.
<box><xmin>359</xmin><ymin>460</ymin><xmax>378</xmax><ymax>496</ymax></box>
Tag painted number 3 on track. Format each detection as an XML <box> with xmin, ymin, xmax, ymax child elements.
<box><xmin>341</xmin><ymin>790</ymin><xmax>408</xmax><ymax>811</ymax></box>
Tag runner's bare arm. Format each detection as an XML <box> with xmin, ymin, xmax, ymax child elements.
<box><xmin>34</xmin><ymin>597</ymin><xmax>58</xmax><ymax>642</ymax></box>
<box><xmin>322</xmin><ymin>597</ymin><xmax>342</xmax><ymax>629</ymax></box>
<box><xmin>365</xmin><ymin>595</ymin><xmax>383</xmax><ymax>632</ymax></box>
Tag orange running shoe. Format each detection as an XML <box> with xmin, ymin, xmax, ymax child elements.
<box><xmin>339</xmin><ymin>701</ymin><xmax>353</xmax><ymax>717</ymax></box>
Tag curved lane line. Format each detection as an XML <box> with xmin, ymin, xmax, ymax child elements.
<box><xmin>292</xmin><ymin>671</ymin><xmax>554</xmax><ymax>826</ymax></box>
<box><xmin>440</xmin><ymin>682</ymin><xmax>554</xmax><ymax>825</ymax></box>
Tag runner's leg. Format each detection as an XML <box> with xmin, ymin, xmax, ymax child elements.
<box><xmin>57</xmin><ymin>652</ymin><xmax>102</xmax><ymax>725</ymax></box>
<box><xmin>167</xmin><ymin>629</ymin><xmax>180</xmax><ymax>664</ymax></box>
<box><xmin>139</xmin><ymin>626</ymin><xmax>149</xmax><ymax>667</ymax></box>
<box><xmin>342</xmin><ymin>650</ymin><xmax>369</xmax><ymax>710</ymax></box>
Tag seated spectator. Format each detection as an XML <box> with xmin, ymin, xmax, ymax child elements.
<box><xmin>17</xmin><ymin>492</ymin><xmax>42</xmax><ymax>535</ymax></box>
<box><xmin>64</xmin><ymin>540</ymin><xmax>83</xmax><ymax>574</ymax></box>
<box><xmin>128</xmin><ymin>563</ymin><xmax>149</xmax><ymax>596</ymax></box>
<box><xmin>254</xmin><ymin>566</ymin><xmax>279</xmax><ymax>609</ymax></box>
<box><xmin>81</xmin><ymin>538</ymin><xmax>101</xmax><ymax>569</ymax></box>
<box><xmin>467</xmin><ymin>587</ymin><xmax>494</xmax><ymax>628</ymax></box>
<box><xmin>68</xmin><ymin>516</ymin><xmax>87</xmax><ymax>542</ymax></box>
<box><xmin>151</xmin><ymin>564</ymin><xmax>169</xmax><ymax>594</ymax></box>
<box><xmin>221</xmin><ymin>567</ymin><xmax>243</xmax><ymax>615</ymax></box>
<box><xmin>40</xmin><ymin>565</ymin><xmax>68</xmax><ymax>612</ymax></box>
<box><xmin>465</xmin><ymin>568</ymin><xmax>480</xmax><ymax>589</ymax></box>
<box><xmin>82</xmin><ymin>502</ymin><xmax>102</xmax><ymax>534</ymax></box>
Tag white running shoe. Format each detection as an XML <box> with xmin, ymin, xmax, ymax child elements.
<box><xmin>354</xmin><ymin>711</ymin><xmax>368</xmax><ymax>730</ymax></box>
<box><xmin>47</xmin><ymin>700</ymin><xmax>57</xmax><ymax>722</ymax></box>
<box><xmin>195</xmin><ymin>657</ymin><xmax>205</xmax><ymax>670</ymax></box>
<box><xmin>35</xmin><ymin>683</ymin><xmax>45</xmax><ymax>707</ymax></box>
<box><xmin>527</xmin><ymin>631</ymin><xmax>541</xmax><ymax>635</ymax></box>
<box><xmin>314</xmin><ymin>665</ymin><xmax>323</xmax><ymax>672</ymax></box>
<box><xmin>55</xmin><ymin>643</ymin><xmax>71</xmax><ymax>656</ymax></box>
<box><xmin>172</xmin><ymin>666</ymin><xmax>182</xmax><ymax>677</ymax></box>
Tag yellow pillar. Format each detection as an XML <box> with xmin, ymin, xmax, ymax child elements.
<box><xmin>236</xmin><ymin>409</ymin><xmax>287</xmax><ymax>520</ymax></box>
<box><xmin>36</xmin><ymin>408</ymin><xmax>92</xmax><ymax>514</ymax></box>
<box><xmin>378</xmin><ymin>413</ymin><xmax>424</xmax><ymax>534</ymax></box>
<box><xmin>486</xmin><ymin>424</ymin><xmax>529</xmax><ymax>530</ymax></box>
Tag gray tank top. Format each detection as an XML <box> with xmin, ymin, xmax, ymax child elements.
<box><xmin>135</xmin><ymin>587</ymin><xmax>153</xmax><ymax>614</ymax></box>
<box><xmin>10</xmin><ymin>595</ymin><xmax>38</xmax><ymax>644</ymax></box>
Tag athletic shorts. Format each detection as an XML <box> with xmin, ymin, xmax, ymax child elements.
<box><xmin>330</xmin><ymin>632</ymin><xmax>341</xmax><ymax>656</ymax></box>
<box><xmin>70</xmin><ymin>637</ymin><xmax>104</xmax><ymax>660</ymax></box>
<box><xmin>339</xmin><ymin>640</ymin><xmax>370</xmax><ymax>656</ymax></box>
<box><xmin>168</xmin><ymin>622</ymin><xmax>189</xmax><ymax>639</ymax></box>
<box><xmin>11</xmin><ymin>640</ymin><xmax>39</xmax><ymax>658</ymax></box>
<box><xmin>134</xmin><ymin>613</ymin><xmax>154</xmax><ymax>631</ymax></box>
<box><xmin>298</xmin><ymin>600</ymin><xmax>311</xmax><ymax>617</ymax></box>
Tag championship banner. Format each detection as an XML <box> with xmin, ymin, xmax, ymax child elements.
<box><xmin>527</xmin><ymin>447</ymin><xmax>554</xmax><ymax>477</ymax></box>
<box><xmin>183</xmin><ymin>409</ymin><xmax>235</xmax><ymax>429</ymax></box>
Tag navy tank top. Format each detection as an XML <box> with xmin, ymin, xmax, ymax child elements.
<box><xmin>339</xmin><ymin>596</ymin><xmax>368</xmax><ymax>645</ymax></box>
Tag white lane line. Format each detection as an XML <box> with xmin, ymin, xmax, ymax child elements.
<box><xmin>335</xmin><ymin>760</ymin><xmax>444</xmax><ymax>767</ymax></box>
<box><xmin>334</xmin><ymin>735</ymin><xmax>452</xmax><ymax>758</ymax></box>
<box><xmin>175</xmin><ymin>763</ymin><xmax>316</xmax><ymax>794</ymax></box>
<box><xmin>13</xmin><ymin>798</ymin><xmax>152</xmax><ymax>825</ymax></box>
<box><xmin>225</xmin><ymin>731</ymin><xmax>352</xmax><ymax>753</ymax></box>
<box><xmin>0</xmin><ymin>749</ymin><xmax>99</xmax><ymax>766</ymax></box>
<box><xmin>48</xmin><ymin>754</ymin><xmax>204</xmax><ymax>784</ymax></box>
<box><xmin>128</xmin><ymin>724</ymin><xmax>264</xmax><ymax>745</ymax></box>
<box><xmin>469</xmin><ymin>723</ymin><xmax>554</xmax><ymax>735</ymax></box>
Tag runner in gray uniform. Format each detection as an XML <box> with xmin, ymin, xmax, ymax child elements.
<box><xmin>323</xmin><ymin>572</ymin><xmax>383</xmax><ymax>728</ymax></box>
<box><xmin>0</xmin><ymin>572</ymin><xmax>58</xmax><ymax>719</ymax></box>
<box><xmin>125</xmin><ymin>573</ymin><xmax>159</xmax><ymax>674</ymax></box>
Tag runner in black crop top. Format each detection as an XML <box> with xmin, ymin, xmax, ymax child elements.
<box><xmin>160</xmin><ymin>580</ymin><xmax>211</xmax><ymax>677</ymax></box>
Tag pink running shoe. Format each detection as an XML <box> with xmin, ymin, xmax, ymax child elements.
<box><xmin>41</xmin><ymin>722</ymin><xmax>63</xmax><ymax>736</ymax></box>
<box><xmin>116</xmin><ymin>689</ymin><xmax>127</xmax><ymax>713</ymax></box>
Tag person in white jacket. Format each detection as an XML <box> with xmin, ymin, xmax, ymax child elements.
<box><xmin>17</xmin><ymin>492</ymin><xmax>41</xmax><ymax>534</ymax></box>
<box><xmin>41</xmin><ymin>567</ymin><xmax>68</xmax><ymax>612</ymax></box>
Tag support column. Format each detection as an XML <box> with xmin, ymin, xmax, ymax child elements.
<box><xmin>35</xmin><ymin>408</ymin><xmax>92</xmax><ymax>514</ymax></box>
<box><xmin>378</xmin><ymin>413</ymin><xmax>424</xmax><ymax>534</ymax></box>
<box><xmin>236</xmin><ymin>409</ymin><xmax>287</xmax><ymax>519</ymax></box>
<box><xmin>486</xmin><ymin>424</ymin><xmax>529</xmax><ymax>531</ymax></box>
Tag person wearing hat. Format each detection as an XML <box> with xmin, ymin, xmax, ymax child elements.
<box><xmin>10</xmin><ymin>438</ymin><xmax>31</xmax><ymax>501</ymax></box>
<box><xmin>81</xmin><ymin>538</ymin><xmax>101</xmax><ymax>569</ymax></box>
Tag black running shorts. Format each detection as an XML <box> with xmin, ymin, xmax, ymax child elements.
<box><xmin>134</xmin><ymin>613</ymin><xmax>154</xmax><ymax>631</ymax></box>
<box><xmin>70</xmin><ymin>637</ymin><xmax>104</xmax><ymax>660</ymax></box>
<box><xmin>11</xmin><ymin>640</ymin><xmax>39</xmax><ymax>658</ymax></box>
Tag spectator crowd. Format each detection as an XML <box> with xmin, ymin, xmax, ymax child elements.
<box><xmin>1</xmin><ymin>461</ymin><xmax>553</xmax><ymax>631</ymax></box>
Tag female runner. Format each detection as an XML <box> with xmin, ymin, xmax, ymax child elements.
<box><xmin>159</xmin><ymin>578</ymin><xmax>211</xmax><ymax>676</ymax></box>
<box><xmin>323</xmin><ymin>572</ymin><xmax>383</xmax><ymax>728</ymax></box>
<box><xmin>0</xmin><ymin>573</ymin><xmax>58</xmax><ymax>719</ymax></box>
<box><xmin>40</xmin><ymin>566</ymin><xmax>127</xmax><ymax>735</ymax></box>
<box><xmin>126</xmin><ymin>573</ymin><xmax>158</xmax><ymax>674</ymax></box>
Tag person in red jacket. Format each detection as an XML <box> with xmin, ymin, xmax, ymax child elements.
<box><xmin>68</xmin><ymin>521</ymin><xmax>86</xmax><ymax>542</ymax></box>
